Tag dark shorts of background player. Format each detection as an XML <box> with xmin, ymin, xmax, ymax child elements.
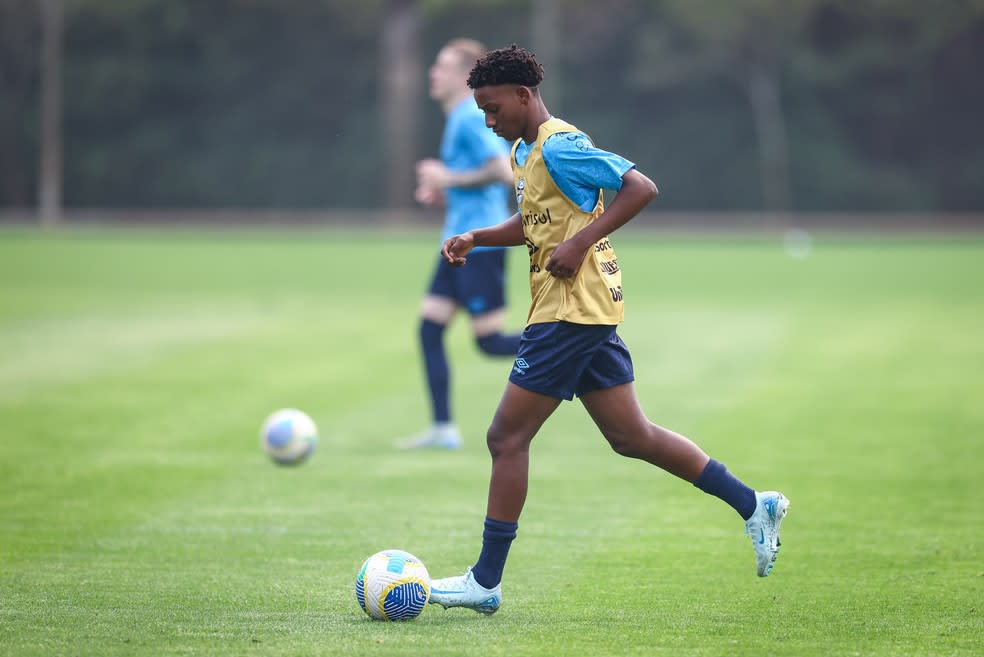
<box><xmin>508</xmin><ymin>321</ymin><xmax>635</xmax><ymax>400</ymax></box>
<box><xmin>427</xmin><ymin>249</ymin><xmax>508</xmax><ymax>315</ymax></box>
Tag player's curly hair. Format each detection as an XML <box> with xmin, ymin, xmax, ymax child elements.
<box><xmin>467</xmin><ymin>44</ymin><xmax>544</xmax><ymax>89</ymax></box>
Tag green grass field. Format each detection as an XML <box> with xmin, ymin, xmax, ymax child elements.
<box><xmin>0</xmin><ymin>226</ymin><xmax>981</xmax><ymax>656</ymax></box>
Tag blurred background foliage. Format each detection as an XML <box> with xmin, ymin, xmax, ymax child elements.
<box><xmin>2</xmin><ymin>0</ymin><xmax>983</xmax><ymax>211</ymax></box>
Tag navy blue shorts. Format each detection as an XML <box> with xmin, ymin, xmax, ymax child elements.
<box><xmin>427</xmin><ymin>249</ymin><xmax>508</xmax><ymax>315</ymax></box>
<box><xmin>508</xmin><ymin>321</ymin><xmax>635</xmax><ymax>400</ymax></box>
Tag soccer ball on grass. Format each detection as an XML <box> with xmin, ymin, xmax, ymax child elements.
<box><xmin>260</xmin><ymin>408</ymin><xmax>317</xmax><ymax>465</ymax></box>
<box><xmin>355</xmin><ymin>549</ymin><xmax>431</xmax><ymax>621</ymax></box>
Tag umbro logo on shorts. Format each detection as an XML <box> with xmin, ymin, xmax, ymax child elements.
<box><xmin>513</xmin><ymin>358</ymin><xmax>530</xmax><ymax>375</ymax></box>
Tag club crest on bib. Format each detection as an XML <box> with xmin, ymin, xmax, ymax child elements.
<box><xmin>516</xmin><ymin>177</ymin><xmax>525</xmax><ymax>205</ymax></box>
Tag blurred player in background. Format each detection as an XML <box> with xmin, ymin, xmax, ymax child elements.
<box><xmin>397</xmin><ymin>39</ymin><xmax>520</xmax><ymax>450</ymax></box>
<box><xmin>426</xmin><ymin>45</ymin><xmax>790</xmax><ymax>613</ymax></box>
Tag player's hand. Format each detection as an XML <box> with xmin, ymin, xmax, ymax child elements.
<box><xmin>442</xmin><ymin>232</ymin><xmax>475</xmax><ymax>266</ymax></box>
<box><xmin>545</xmin><ymin>238</ymin><xmax>588</xmax><ymax>279</ymax></box>
<box><xmin>416</xmin><ymin>159</ymin><xmax>451</xmax><ymax>190</ymax></box>
<box><xmin>414</xmin><ymin>184</ymin><xmax>445</xmax><ymax>207</ymax></box>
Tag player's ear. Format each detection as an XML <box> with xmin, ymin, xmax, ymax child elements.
<box><xmin>516</xmin><ymin>85</ymin><xmax>531</xmax><ymax>105</ymax></box>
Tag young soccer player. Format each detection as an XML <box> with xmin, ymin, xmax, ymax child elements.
<box><xmin>397</xmin><ymin>39</ymin><xmax>522</xmax><ymax>450</ymax></box>
<box><xmin>427</xmin><ymin>45</ymin><xmax>789</xmax><ymax>613</ymax></box>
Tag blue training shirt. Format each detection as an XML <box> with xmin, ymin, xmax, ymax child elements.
<box><xmin>514</xmin><ymin>129</ymin><xmax>635</xmax><ymax>212</ymax></box>
<box><xmin>440</xmin><ymin>98</ymin><xmax>512</xmax><ymax>248</ymax></box>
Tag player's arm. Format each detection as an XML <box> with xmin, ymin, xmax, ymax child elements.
<box><xmin>546</xmin><ymin>169</ymin><xmax>658</xmax><ymax>278</ymax></box>
<box><xmin>442</xmin><ymin>212</ymin><xmax>525</xmax><ymax>266</ymax></box>
<box><xmin>453</xmin><ymin>154</ymin><xmax>512</xmax><ymax>187</ymax></box>
<box><xmin>417</xmin><ymin>154</ymin><xmax>512</xmax><ymax>190</ymax></box>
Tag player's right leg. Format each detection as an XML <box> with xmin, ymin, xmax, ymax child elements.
<box><xmin>579</xmin><ymin>367</ymin><xmax>788</xmax><ymax>576</ymax></box>
<box><xmin>743</xmin><ymin>491</ymin><xmax>789</xmax><ymax>576</ymax></box>
<box><xmin>579</xmin><ymin>382</ymin><xmax>711</xmax><ymax>481</ymax></box>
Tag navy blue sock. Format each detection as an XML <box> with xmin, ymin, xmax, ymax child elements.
<box><xmin>693</xmin><ymin>459</ymin><xmax>757</xmax><ymax>520</ymax></box>
<box><xmin>476</xmin><ymin>331</ymin><xmax>521</xmax><ymax>357</ymax></box>
<box><xmin>471</xmin><ymin>517</ymin><xmax>518</xmax><ymax>589</ymax></box>
<box><xmin>419</xmin><ymin>319</ymin><xmax>450</xmax><ymax>423</ymax></box>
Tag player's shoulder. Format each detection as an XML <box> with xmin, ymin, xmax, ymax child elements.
<box><xmin>542</xmin><ymin>130</ymin><xmax>595</xmax><ymax>158</ymax></box>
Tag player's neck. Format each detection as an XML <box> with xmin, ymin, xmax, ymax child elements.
<box><xmin>521</xmin><ymin>101</ymin><xmax>552</xmax><ymax>144</ymax></box>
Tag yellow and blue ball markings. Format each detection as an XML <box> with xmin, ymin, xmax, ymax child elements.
<box><xmin>356</xmin><ymin>551</ymin><xmax>430</xmax><ymax>621</ymax></box>
<box><xmin>355</xmin><ymin>560</ymin><xmax>368</xmax><ymax>614</ymax></box>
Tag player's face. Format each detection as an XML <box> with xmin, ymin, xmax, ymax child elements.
<box><xmin>428</xmin><ymin>48</ymin><xmax>467</xmax><ymax>102</ymax></box>
<box><xmin>474</xmin><ymin>85</ymin><xmax>527</xmax><ymax>142</ymax></box>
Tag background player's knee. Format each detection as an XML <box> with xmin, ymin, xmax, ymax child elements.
<box><xmin>420</xmin><ymin>318</ymin><xmax>446</xmax><ymax>346</ymax></box>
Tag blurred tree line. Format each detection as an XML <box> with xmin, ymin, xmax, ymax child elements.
<box><xmin>2</xmin><ymin>0</ymin><xmax>983</xmax><ymax>212</ymax></box>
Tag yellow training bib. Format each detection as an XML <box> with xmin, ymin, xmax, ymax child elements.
<box><xmin>511</xmin><ymin>118</ymin><xmax>624</xmax><ymax>326</ymax></box>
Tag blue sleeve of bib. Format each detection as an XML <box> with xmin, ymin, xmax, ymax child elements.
<box><xmin>541</xmin><ymin>132</ymin><xmax>636</xmax><ymax>212</ymax></box>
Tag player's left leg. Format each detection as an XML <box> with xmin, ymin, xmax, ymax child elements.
<box><xmin>430</xmin><ymin>382</ymin><xmax>561</xmax><ymax>613</ymax></box>
<box><xmin>483</xmin><ymin>382</ymin><xmax>563</xmax><ymax>521</ymax></box>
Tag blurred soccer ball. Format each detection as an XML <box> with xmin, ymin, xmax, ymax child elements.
<box><xmin>783</xmin><ymin>228</ymin><xmax>814</xmax><ymax>259</ymax></box>
<box><xmin>260</xmin><ymin>408</ymin><xmax>317</xmax><ymax>465</ymax></box>
<box><xmin>355</xmin><ymin>549</ymin><xmax>431</xmax><ymax>621</ymax></box>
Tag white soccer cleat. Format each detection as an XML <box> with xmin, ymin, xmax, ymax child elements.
<box><xmin>745</xmin><ymin>491</ymin><xmax>790</xmax><ymax>577</ymax></box>
<box><xmin>395</xmin><ymin>423</ymin><xmax>463</xmax><ymax>450</ymax></box>
<box><xmin>428</xmin><ymin>569</ymin><xmax>501</xmax><ymax>614</ymax></box>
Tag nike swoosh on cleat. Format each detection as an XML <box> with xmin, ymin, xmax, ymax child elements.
<box><xmin>758</xmin><ymin>529</ymin><xmax>766</xmax><ymax>544</ymax></box>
